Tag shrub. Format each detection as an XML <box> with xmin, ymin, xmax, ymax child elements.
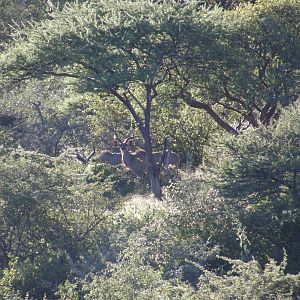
<box><xmin>197</xmin><ymin>256</ymin><xmax>300</xmax><ymax>299</ymax></box>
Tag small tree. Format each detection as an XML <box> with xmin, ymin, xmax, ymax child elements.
<box><xmin>0</xmin><ymin>0</ymin><xmax>207</xmax><ymax>198</ymax></box>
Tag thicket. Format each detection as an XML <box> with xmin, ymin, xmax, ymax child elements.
<box><xmin>0</xmin><ymin>0</ymin><xmax>299</xmax><ymax>299</ymax></box>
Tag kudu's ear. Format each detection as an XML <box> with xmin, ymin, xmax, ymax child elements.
<box><xmin>113</xmin><ymin>135</ymin><xmax>122</xmax><ymax>144</ymax></box>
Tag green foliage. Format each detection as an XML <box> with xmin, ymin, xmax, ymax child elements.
<box><xmin>0</xmin><ymin>0</ymin><xmax>299</xmax><ymax>298</ymax></box>
<box><xmin>196</xmin><ymin>256</ymin><xmax>300</xmax><ymax>299</ymax></box>
<box><xmin>63</xmin><ymin>92</ymin><xmax>133</xmax><ymax>148</ymax></box>
<box><xmin>0</xmin><ymin>0</ymin><xmax>176</xmax><ymax>86</ymax></box>
<box><xmin>0</xmin><ymin>257</ymin><xmax>22</xmax><ymax>300</ymax></box>
<box><xmin>0</xmin><ymin>0</ymin><xmax>48</xmax><ymax>49</ymax></box>
<box><xmin>165</xmin><ymin>173</ymin><xmax>241</xmax><ymax>263</ymax></box>
<box><xmin>0</xmin><ymin>147</ymin><xmax>119</xmax><ymax>297</ymax></box>
<box><xmin>86</xmin><ymin>162</ymin><xmax>138</xmax><ymax>198</ymax></box>
<box><xmin>0</xmin><ymin>0</ymin><xmax>86</xmax><ymax>45</ymax></box>
<box><xmin>0</xmin><ymin>149</ymin><xmax>72</xmax><ymax>262</ymax></box>
<box><xmin>83</xmin><ymin>197</ymin><xmax>198</xmax><ymax>300</ymax></box>
<box><xmin>214</xmin><ymin>101</ymin><xmax>300</xmax><ymax>272</ymax></box>
<box><xmin>12</xmin><ymin>249</ymin><xmax>70</xmax><ymax>298</ymax></box>
<box><xmin>152</xmin><ymin>93</ymin><xmax>219</xmax><ymax>166</ymax></box>
<box><xmin>57</xmin><ymin>279</ymin><xmax>79</xmax><ymax>300</ymax></box>
<box><xmin>0</xmin><ymin>79</ymin><xmax>95</xmax><ymax>155</ymax></box>
<box><xmin>0</xmin><ymin>0</ymin><xmax>299</xmax><ymax>134</ymax></box>
<box><xmin>218</xmin><ymin>101</ymin><xmax>300</xmax><ymax>202</ymax></box>
<box><xmin>81</xmin><ymin>193</ymin><xmax>300</xmax><ymax>300</ymax></box>
<box><xmin>224</xmin><ymin>0</ymin><xmax>300</xmax><ymax>107</ymax></box>
<box><xmin>84</xmin><ymin>257</ymin><xmax>195</xmax><ymax>300</ymax></box>
<box><xmin>175</xmin><ymin>0</ymin><xmax>300</xmax><ymax>130</ymax></box>
<box><xmin>84</xmin><ymin>195</ymin><xmax>220</xmax><ymax>295</ymax></box>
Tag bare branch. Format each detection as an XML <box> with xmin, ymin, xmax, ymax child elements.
<box><xmin>86</xmin><ymin>145</ymin><xmax>96</xmax><ymax>161</ymax></box>
<box><xmin>76</xmin><ymin>150</ymin><xmax>88</xmax><ymax>164</ymax></box>
<box><xmin>53</xmin><ymin>131</ymin><xmax>65</xmax><ymax>156</ymax></box>
<box><xmin>31</xmin><ymin>101</ymin><xmax>47</xmax><ymax>136</ymax></box>
<box><xmin>110</xmin><ymin>89</ymin><xmax>143</xmax><ymax>129</ymax></box>
<box><xmin>223</xmin><ymin>84</ymin><xmax>247</xmax><ymax>108</ymax></box>
<box><xmin>181</xmin><ymin>90</ymin><xmax>239</xmax><ymax>135</ymax></box>
<box><xmin>125</xmin><ymin>89</ymin><xmax>145</xmax><ymax>111</ymax></box>
<box><xmin>215</xmin><ymin>99</ymin><xmax>245</xmax><ymax>116</ymax></box>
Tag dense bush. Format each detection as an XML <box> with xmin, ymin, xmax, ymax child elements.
<box><xmin>213</xmin><ymin>101</ymin><xmax>300</xmax><ymax>272</ymax></box>
<box><xmin>83</xmin><ymin>255</ymin><xmax>195</xmax><ymax>300</ymax></box>
<box><xmin>85</xmin><ymin>196</ymin><xmax>218</xmax><ymax>283</ymax></box>
<box><xmin>80</xmin><ymin>195</ymin><xmax>300</xmax><ymax>300</ymax></box>
<box><xmin>0</xmin><ymin>148</ymin><xmax>120</xmax><ymax>298</ymax></box>
<box><xmin>197</xmin><ymin>256</ymin><xmax>300</xmax><ymax>299</ymax></box>
<box><xmin>86</xmin><ymin>163</ymin><xmax>139</xmax><ymax>198</ymax></box>
<box><xmin>0</xmin><ymin>0</ymin><xmax>299</xmax><ymax>298</ymax></box>
<box><xmin>165</xmin><ymin>174</ymin><xmax>241</xmax><ymax>264</ymax></box>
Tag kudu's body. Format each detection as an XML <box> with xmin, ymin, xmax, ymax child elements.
<box><xmin>75</xmin><ymin>148</ymin><xmax>122</xmax><ymax>166</ymax></box>
<box><xmin>75</xmin><ymin>137</ymin><xmax>179</xmax><ymax>181</ymax></box>
<box><xmin>114</xmin><ymin>136</ymin><xmax>147</xmax><ymax>178</ymax></box>
<box><xmin>98</xmin><ymin>151</ymin><xmax>122</xmax><ymax>165</ymax></box>
<box><xmin>114</xmin><ymin>136</ymin><xmax>179</xmax><ymax>179</ymax></box>
<box><xmin>136</xmin><ymin>150</ymin><xmax>179</xmax><ymax>169</ymax></box>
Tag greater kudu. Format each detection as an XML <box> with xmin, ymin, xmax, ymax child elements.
<box><xmin>75</xmin><ymin>147</ymin><xmax>122</xmax><ymax>165</ymax></box>
<box><xmin>98</xmin><ymin>151</ymin><xmax>122</xmax><ymax>165</ymax></box>
<box><xmin>113</xmin><ymin>136</ymin><xmax>147</xmax><ymax>178</ymax></box>
<box><xmin>113</xmin><ymin>135</ymin><xmax>179</xmax><ymax>178</ymax></box>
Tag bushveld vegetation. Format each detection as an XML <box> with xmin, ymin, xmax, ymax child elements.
<box><xmin>0</xmin><ymin>0</ymin><xmax>299</xmax><ymax>299</ymax></box>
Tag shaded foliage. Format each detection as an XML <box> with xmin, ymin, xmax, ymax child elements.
<box><xmin>0</xmin><ymin>0</ymin><xmax>299</xmax><ymax>298</ymax></box>
<box><xmin>215</xmin><ymin>101</ymin><xmax>300</xmax><ymax>272</ymax></box>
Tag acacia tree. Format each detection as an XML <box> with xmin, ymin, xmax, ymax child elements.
<box><xmin>175</xmin><ymin>0</ymin><xmax>300</xmax><ymax>134</ymax></box>
<box><xmin>1</xmin><ymin>0</ymin><xmax>236</xmax><ymax>198</ymax></box>
<box><xmin>0</xmin><ymin>0</ymin><xmax>204</xmax><ymax>198</ymax></box>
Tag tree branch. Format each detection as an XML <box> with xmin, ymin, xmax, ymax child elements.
<box><xmin>215</xmin><ymin>99</ymin><xmax>245</xmax><ymax>116</ymax></box>
<box><xmin>31</xmin><ymin>101</ymin><xmax>47</xmax><ymax>136</ymax></box>
<box><xmin>223</xmin><ymin>84</ymin><xmax>247</xmax><ymax>108</ymax></box>
<box><xmin>125</xmin><ymin>89</ymin><xmax>145</xmax><ymax>111</ymax></box>
<box><xmin>157</xmin><ymin>138</ymin><xmax>169</xmax><ymax>173</ymax></box>
<box><xmin>110</xmin><ymin>89</ymin><xmax>144</xmax><ymax>129</ymax></box>
<box><xmin>181</xmin><ymin>91</ymin><xmax>239</xmax><ymax>135</ymax></box>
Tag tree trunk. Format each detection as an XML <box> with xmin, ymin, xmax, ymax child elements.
<box><xmin>149</xmin><ymin>164</ymin><xmax>162</xmax><ymax>199</ymax></box>
<box><xmin>141</xmin><ymin>125</ymin><xmax>162</xmax><ymax>200</ymax></box>
<box><xmin>0</xmin><ymin>243</ymin><xmax>10</xmax><ymax>269</ymax></box>
<box><xmin>145</xmin><ymin>143</ymin><xmax>162</xmax><ymax>200</ymax></box>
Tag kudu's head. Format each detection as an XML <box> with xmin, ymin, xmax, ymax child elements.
<box><xmin>113</xmin><ymin>135</ymin><xmax>146</xmax><ymax>178</ymax></box>
<box><xmin>113</xmin><ymin>135</ymin><xmax>134</xmax><ymax>153</ymax></box>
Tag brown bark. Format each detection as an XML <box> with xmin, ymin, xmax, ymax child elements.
<box><xmin>246</xmin><ymin>111</ymin><xmax>260</xmax><ymax>128</ymax></box>
<box><xmin>142</xmin><ymin>84</ymin><xmax>163</xmax><ymax>199</ymax></box>
<box><xmin>142</xmin><ymin>124</ymin><xmax>163</xmax><ymax>200</ymax></box>
<box><xmin>182</xmin><ymin>93</ymin><xmax>239</xmax><ymax>135</ymax></box>
<box><xmin>148</xmin><ymin>161</ymin><xmax>162</xmax><ymax>200</ymax></box>
<box><xmin>0</xmin><ymin>238</ymin><xmax>10</xmax><ymax>269</ymax></box>
<box><xmin>260</xmin><ymin>103</ymin><xmax>277</xmax><ymax>125</ymax></box>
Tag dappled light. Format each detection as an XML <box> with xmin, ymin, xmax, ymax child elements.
<box><xmin>0</xmin><ymin>0</ymin><xmax>299</xmax><ymax>299</ymax></box>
